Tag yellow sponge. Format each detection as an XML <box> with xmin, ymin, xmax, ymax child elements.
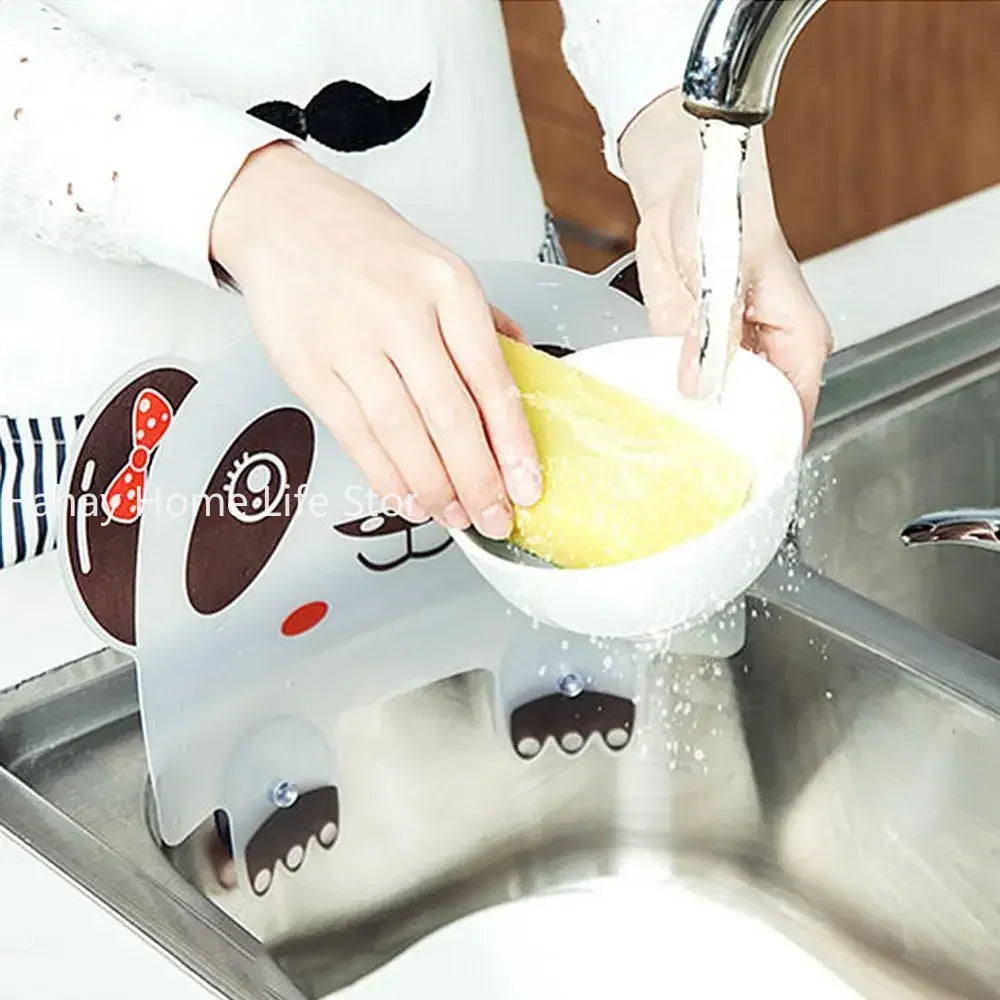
<box><xmin>500</xmin><ymin>336</ymin><xmax>753</xmax><ymax>568</ymax></box>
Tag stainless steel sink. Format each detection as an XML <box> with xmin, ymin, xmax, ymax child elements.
<box><xmin>4</xmin><ymin>292</ymin><xmax>1000</xmax><ymax>999</ymax></box>
<box><xmin>800</xmin><ymin>285</ymin><xmax>1000</xmax><ymax>658</ymax></box>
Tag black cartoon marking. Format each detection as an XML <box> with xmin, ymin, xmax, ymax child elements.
<box><xmin>246</xmin><ymin>100</ymin><xmax>307</xmax><ymax>139</ymax></box>
<box><xmin>248</xmin><ymin>80</ymin><xmax>431</xmax><ymax>153</ymax></box>
<box><xmin>333</xmin><ymin>512</ymin><xmax>451</xmax><ymax>572</ymax></box>
<box><xmin>535</xmin><ymin>343</ymin><xmax>577</xmax><ymax>358</ymax></box>
<box><xmin>244</xmin><ymin>786</ymin><xmax>340</xmax><ymax>897</ymax></box>
<box><xmin>608</xmin><ymin>260</ymin><xmax>643</xmax><ymax>304</ymax></box>
<box><xmin>63</xmin><ymin>368</ymin><xmax>197</xmax><ymax>647</ymax></box>
<box><xmin>186</xmin><ymin>408</ymin><xmax>315</xmax><ymax>615</ymax></box>
<box><xmin>214</xmin><ymin>809</ymin><xmax>234</xmax><ymax>855</ymax></box>
<box><xmin>510</xmin><ymin>691</ymin><xmax>635</xmax><ymax>758</ymax></box>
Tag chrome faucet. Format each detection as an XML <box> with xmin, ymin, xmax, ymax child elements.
<box><xmin>679</xmin><ymin>0</ymin><xmax>827</xmax><ymax>397</ymax></box>
<box><xmin>901</xmin><ymin>510</ymin><xmax>1000</xmax><ymax>551</ymax></box>
<box><xmin>677</xmin><ymin>3</ymin><xmax>997</xmax><ymax>556</ymax></box>
<box><xmin>682</xmin><ymin>0</ymin><xmax>828</xmax><ymax>126</ymax></box>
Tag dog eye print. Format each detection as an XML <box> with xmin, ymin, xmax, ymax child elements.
<box><xmin>186</xmin><ymin>408</ymin><xmax>316</xmax><ymax>616</ymax></box>
<box><xmin>249</xmin><ymin>79</ymin><xmax>432</xmax><ymax>153</ymax></box>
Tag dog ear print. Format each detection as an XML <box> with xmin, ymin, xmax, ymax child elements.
<box><xmin>247</xmin><ymin>100</ymin><xmax>308</xmax><ymax>139</ymax></box>
<box><xmin>606</xmin><ymin>258</ymin><xmax>643</xmax><ymax>305</ymax></box>
<box><xmin>62</xmin><ymin>366</ymin><xmax>197</xmax><ymax>648</ymax></box>
<box><xmin>535</xmin><ymin>343</ymin><xmax>577</xmax><ymax>359</ymax></box>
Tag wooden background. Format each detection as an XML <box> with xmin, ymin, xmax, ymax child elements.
<box><xmin>501</xmin><ymin>0</ymin><xmax>1000</xmax><ymax>271</ymax></box>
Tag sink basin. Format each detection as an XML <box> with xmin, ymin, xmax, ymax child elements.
<box><xmin>4</xmin><ymin>290</ymin><xmax>1000</xmax><ymax>999</ymax></box>
<box><xmin>4</xmin><ymin>568</ymin><xmax>1000</xmax><ymax>999</ymax></box>
<box><xmin>800</xmin><ymin>285</ymin><xmax>1000</xmax><ymax>658</ymax></box>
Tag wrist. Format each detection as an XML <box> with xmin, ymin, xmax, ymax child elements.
<box><xmin>209</xmin><ymin>140</ymin><xmax>309</xmax><ymax>279</ymax></box>
<box><xmin>620</xmin><ymin>89</ymin><xmax>783</xmax><ymax>254</ymax></box>
<box><xmin>619</xmin><ymin>89</ymin><xmax>700</xmax><ymax>209</ymax></box>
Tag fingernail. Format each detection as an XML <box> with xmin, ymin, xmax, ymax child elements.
<box><xmin>403</xmin><ymin>497</ymin><xmax>428</xmax><ymax>523</ymax></box>
<box><xmin>442</xmin><ymin>500</ymin><xmax>470</xmax><ymax>531</ymax></box>
<box><xmin>504</xmin><ymin>458</ymin><xmax>542</xmax><ymax>507</ymax></box>
<box><xmin>480</xmin><ymin>500</ymin><xmax>512</xmax><ymax>540</ymax></box>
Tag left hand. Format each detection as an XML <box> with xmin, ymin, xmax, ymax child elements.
<box><xmin>619</xmin><ymin>90</ymin><xmax>833</xmax><ymax>445</ymax></box>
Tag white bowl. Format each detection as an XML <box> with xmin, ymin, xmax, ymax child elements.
<box><xmin>450</xmin><ymin>336</ymin><xmax>803</xmax><ymax>638</ymax></box>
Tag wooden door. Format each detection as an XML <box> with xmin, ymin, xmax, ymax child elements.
<box><xmin>501</xmin><ymin>0</ymin><xmax>1000</xmax><ymax>269</ymax></box>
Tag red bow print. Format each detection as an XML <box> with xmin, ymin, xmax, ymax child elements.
<box><xmin>101</xmin><ymin>388</ymin><xmax>173</xmax><ymax>523</ymax></box>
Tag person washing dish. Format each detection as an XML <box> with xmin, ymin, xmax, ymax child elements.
<box><xmin>0</xmin><ymin>0</ymin><xmax>831</xmax><ymax>571</ymax></box>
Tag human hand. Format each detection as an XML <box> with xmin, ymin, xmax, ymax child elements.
<box><xmin>209</xmin><ymin>142</ymin><xmax>541</xmax><ymax>539</ymax></box>
<box><xmin>619</xmin><ymin>90</ymin><xmax>832</xmax><ymax>443</ymax></box>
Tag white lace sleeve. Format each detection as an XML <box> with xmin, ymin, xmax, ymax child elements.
<box><xmin>0</xmin><ymin>0</ymin><xmax>292</xmax><ymax>285</ymax></box>
<box><xmin>558</xmin><ymin>0</ymin><xmax>706</xmax><ymax>180</ymax></box>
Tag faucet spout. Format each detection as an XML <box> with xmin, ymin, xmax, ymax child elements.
<box><xmin>682</xmin><ymin>0</ymin><xmax>827</xmax><ymax>126</ymax></box>
<box><xmin>900</xmin><ymin>509</ymin><xmax>1000</xmax><ymax>551</ymax></box>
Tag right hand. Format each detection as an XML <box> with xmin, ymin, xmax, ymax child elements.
<box><xmin>619</xmin><ymin>90</ymin><xmax>832</xmax><ymax>444</ymax></box>
<box><xmin>209</xmin><ymin>142</ymin><xmax>541</xmax><ymax>539</ymax></box>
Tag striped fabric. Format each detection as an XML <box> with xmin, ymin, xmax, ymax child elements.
<box><xmin>0</xmin><ymin>413</ymin><xmax>85</xmax><ymax>569</ymax></box>
<box><xmin>0</xmin><ymin>215</ymin><xmax>567</xmax><ymax>571</ymax></box>
<box><xmin>538</xmin><ymin>212</ymin><xmax>567</xmax><ymax>266</ymax></box>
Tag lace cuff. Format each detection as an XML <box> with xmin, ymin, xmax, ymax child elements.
<box><xmin>558</xmin><ymin>0</ymin><xmax>705</xmax><ymax>180</ymax></box>
<box><xmin>0</xmin><ymin>0</ymin><xmax>290</xmax><ymax>286</ymax></box>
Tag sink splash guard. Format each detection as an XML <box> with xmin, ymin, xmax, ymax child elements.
<box><xmin>54</xmin><ymin>256</ymin><xmax>677</xmax><ymax>898</ymax></box>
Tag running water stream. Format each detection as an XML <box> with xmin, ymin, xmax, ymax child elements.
<box><xmin>694</xmin><ymin>119</ymin><xmax>751</xmax><ymax>402</ymax></box>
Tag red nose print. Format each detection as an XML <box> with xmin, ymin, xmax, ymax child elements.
<box><xmin>281</xmin><ymin>601</ymin><xmax>329</xmax><ymax>637</ymax></box>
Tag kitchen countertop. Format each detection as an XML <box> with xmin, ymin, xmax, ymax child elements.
<box><xmin>3</xmin><ymin>183</ymin><xmax>1000</xmax><ymax>999</ymax></box>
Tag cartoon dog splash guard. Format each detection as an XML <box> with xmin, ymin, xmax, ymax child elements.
<box><xmin>57</xmin><ymin>256</ymin><xmax>738</xmax><ymax>897</ymax></box>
